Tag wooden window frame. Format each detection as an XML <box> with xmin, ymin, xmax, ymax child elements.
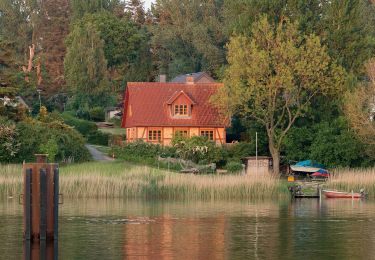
<box><xmin>148</xmin><ymin>128</ymin><xmax>162</xmax><ymax>143</ymax></box>
<box><xmin>173</xmin><ymin>104</ymin><xmax>189</xmax><ymax>117</ymax></box>
<box><xmin>174</xmin><ymin>128</ymin><xmax>189</xmax><ymax>138</ymax></box>
<box><xmin>200</xmin><ymin>129</ymin><xmax>214</xmax><ymax>140</ymax></box>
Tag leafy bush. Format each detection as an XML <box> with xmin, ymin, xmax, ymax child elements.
<box><xmin>225</xmin><ymin>161</ymin><xmax>244</xmax><ymax>173</ymax></box>
<box><xmin>87</xmin><ymin>131</ymin><xmax>110</xmax><ymax>146</ymax></box>
<box><xmin>172</xmin><ymin>135</ymin><xmax>222</xmax><ymax>164</ymax></box>
<box><xmin>15</xmin><ymin>119</ymin><xmax>91</xmax><ymax>163</ymax></box>
<box><xmin>112</xmin><ymin>140</ymin><xmax>179</xmax><ymax>169</ymax></box>
<box><xmin>39</xmin><ymin>138</ymin><xmax>58</xmax><ymax>162</ymax></box>
<box><xmin>89</xmin><ymin>106</ymin><xmax>105</xmax><ymax>122</ymax></box>
<box><xmin>61</xmin><ymin>112</ymin><xmax>97</xmax><ymax>136</ymax></box>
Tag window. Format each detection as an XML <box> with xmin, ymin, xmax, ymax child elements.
<box><xmin>175</xmin><ymin>130</ymin><xmax>188</xmax><ymax>137</ymax></box>
<box><xmin>148</xmin><ymin>130</ymin><xmax>162</xmax><ymax>141</ymax></box>
<box><xmin>174</xmin><ymin>104</ymin><xmax>188</xmax><ymax>116</ymax></box>
<box><xmin>200</xmin><ymin>130</ymin><xmax>214</xmax><ymax>140</ymax></box>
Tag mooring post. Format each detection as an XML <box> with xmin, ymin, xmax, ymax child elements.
<box><xmin>40</xmin><ymin>168</ymin><xmax>47</xmax><ymax>240</ymax></box>
<box><xmin>53</xmin><ymin>167</ymin><xmax>59</xmax><ymax>241</ymax></box>
<box><xmin>24</xmin><ymin>168</ymin><xmax>32</xmax><ymax>240</ymax></box>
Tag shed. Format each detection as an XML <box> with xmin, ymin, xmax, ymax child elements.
<box><xmin>242</xmin><ymin>156</ymin><xmax>273</xmax><ymax>174</ymax></box>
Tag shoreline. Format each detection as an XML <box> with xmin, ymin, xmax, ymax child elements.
<box><xmin>1</xmin><ymin>162</ymin><xmax>374</xmax><ymax>199</ymax></box>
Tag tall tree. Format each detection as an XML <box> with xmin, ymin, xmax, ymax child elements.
<box><xmin>151</xmin><ymin>0</ymin><xmax>226</xmax><ymax>79</ymax></box>
<box><xmin>222</xmin><ymin>0</ymin><xmax>375</xmax><ymax>76</ymax></box>
<box><xmin>214</xmin><ymin>16</ymin><xmax>345</xmax><ymax>174</ymax></box>
<box><xmin>125</xmin><ymin>0</ymin><xmax>146</xmax><ymax>25</ymax></box>
<box><xmin>34</xmin><ymin>0</ymin><xmax>70</xmax><ymax>93</ymax></box>
<box><xmin>77</xmin><ymin>12</ymin><xmax>152</xmax><ymax>88</ymax></box>
<box><xmin>322</xmin><ymin>0</ymin><xmax>375</xmax><ymax>76</ymax></box>
<box><xmin>69</xmin><ymin>0</ymin><xmax>121</xmax><ymax>21</ymax></box>
<box><xmin>64</xmin><ymin>22</ymin><xmax>112</xmax><ymax>108</ymax></box>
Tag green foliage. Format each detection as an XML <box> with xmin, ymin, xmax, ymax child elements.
<box><xmin>0</xmin><ymin>119</ymin><xmax>20</xmax><ymax>162</ymax></box>
<box><xmin>225</xmin><ymin>161</ymin><xmax>244</xmax><ymax>173</ymax></box>
<box><xmin>322</xmin><ymin>0</ymin><xmax>375</xmax><ymax>75</ymax></box>
<box><xmin>61</xmin><ymin>112</ymin><xmax>98</xmax><ymax>136</ymax></box>
<box><xmin>172</xmin><ymin>135</ymin><xmax>222</xmax><ymax>164</ymax></box>
<box><xmin>39</xmin><ymin>138</ymin><xmax>58</xmax><ymax>162</ymax></box>
<box><xmin>69</xmin><ymin>0</ymin><xmax>121</xmax><ymax>21</ymax></box>
<box><xmin>64</xmin><ymin>20</ymin><xmax>113</xmax><ymax>109</ymax></box>
<box><xmin>3</xmin><ymin>116</ymin><xmax>91</xmax><ymax>164</ymax></box>
<box><xmin>0</xmin><ymin>39</ymin><xmax>24</xmax><ymax>97</ymax></box>
<box><xmin>89</xmin><ymin>106</ymin><xmax>105</xmax><ymax>122</ymax></box>
<box><xmin>87</xmin><ymin>131</ymin><xmax>110</xmax><ymax>146</ymax></box>
<box><xmin>283</xmin><ymin>118</ymin><xmax>374</xmax><ymax>167</ymax></box>
<box><xmin>112</xmin><ymin>140</ymin><xmax>180</xmax><ymax>170</ymax></box>
<box><xmin>151</xmin><ymin>0</ymin><xmax>225</xmax><ymax>78</ymax></box>
<box><xmin>216</xmin><ymin>15</ymin><xmax>346</xmax><ymax>173</ymax></box>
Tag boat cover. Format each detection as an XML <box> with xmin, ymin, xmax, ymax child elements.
<box><xmin>295</xmin><ymin>160</ymin><xmax>325</xmax><ymax>169</ymax></box>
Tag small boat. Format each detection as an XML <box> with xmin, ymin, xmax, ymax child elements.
<box><xmin>290</xmin><ymin>160</ymin><xmax>326</xmax><ymax>174</ymax></box>
<box><xmin>323</xmin><ymin>189</ymin><xmax>366</xmax><ymax>199</ymax></box>
<box><xmin>290</xmin><ymin>165</ymin><xmax>322</xmax><ymax>173</ymax></box>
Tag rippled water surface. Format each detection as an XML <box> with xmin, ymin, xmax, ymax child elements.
<box><xmin>1</xmin><ymin>198</ymin><xmax>375</xmax><ymax>259</ymax></box>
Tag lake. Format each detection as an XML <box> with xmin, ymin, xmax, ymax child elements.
<box><xmin>1</xmin><ymin>198</ymin><xmax>375</xmax><ymax>259</ymax></box>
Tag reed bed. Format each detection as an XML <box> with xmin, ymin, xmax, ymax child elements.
<box><xmin>0</xmin><ymin>162</ymin><xmax>283</xmax><ymax>200</ymax></box>
<box><xmin>327</xmin><ymin>168</ymin><xmax>375</xmax><ymax>198</ymax></box>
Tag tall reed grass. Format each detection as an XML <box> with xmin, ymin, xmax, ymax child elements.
<box><xmin>0</xmin><ymin>162</ymin><xmax>284</xmax><ymax>200</ymax></box>
<box><xmin>327</xmin><ymin>168</ymin><xmax>375</xmax><ymax>198</ymax></box>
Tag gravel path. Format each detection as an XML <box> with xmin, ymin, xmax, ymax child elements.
<box><xmin>85</xmin><ymin>144</ymin><xmax>114</xmax><ymax>161</ymax></box>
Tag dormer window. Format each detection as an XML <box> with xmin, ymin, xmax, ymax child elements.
<box><xmin>174</xmin><ymin>104</ymin><xmax>188</xmax><ymax>116</ymax></box>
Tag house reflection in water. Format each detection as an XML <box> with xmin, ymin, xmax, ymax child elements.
<box><xmin>123</xmin><ymin>214</ymin><xmax>227</xmax><ymax>259</ymax></box>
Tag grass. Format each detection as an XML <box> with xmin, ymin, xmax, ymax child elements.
<box><xmin>326</xmin><ymin>168</ymin><xmax>375</xmax><ymax>197</ymax></box>
<box><xmin>0</xmin><ymin>162</ymin><xmax>285</xmax><ymax>200</ymax></box>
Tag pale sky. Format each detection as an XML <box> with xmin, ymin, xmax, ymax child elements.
<box><xmin>144</xmin><ymin>0</ymin><xmax>155</xmax><ymax>10</ymax></box>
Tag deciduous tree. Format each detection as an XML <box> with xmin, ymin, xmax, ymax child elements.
<box><xmin>214</xmin><ymin>16</ymin><xmax>345</xmax><ymax>174</ymax></box>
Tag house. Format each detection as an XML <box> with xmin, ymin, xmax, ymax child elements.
<box><xmin>170</xmin><ymin>72</ymin><xmax>215</xmax><ymax>83</ymax></box>
<box><xmin>121</xmin><ymin>76</ymin><xmax>228</xmax><ymax>146</ymax></box>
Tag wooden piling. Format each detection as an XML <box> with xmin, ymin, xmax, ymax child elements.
<box><xmin>24</xmin><ymin>169</ymin><xmax>32</xmax><ymax>241</ymax></box>
<box><xmin>40</xmin><ymin>168</ymin><xmax>47</xmax><ymax>240</ymax></box>
<box><xmin>22</xmin><ymin>154</ymin><xmax>59</xmax><ymax>242</ymax></box>
<box><xmin>53</xmin><ymin>167</ymin><xmax>59</xmax><ymax>241</ymax></box>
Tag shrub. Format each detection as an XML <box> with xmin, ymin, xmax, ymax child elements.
<box><xmin>61</xmin><ymin>112</ymin><xmax>97</xmax><ymax>136</ymax></box>
<box><xmin>87</xmin><ymin>131</ymin><xmax>110</xmax><ymax>146</ymax></box>
<box><xmin>172</xmin><ymin>135</ymin><xmax>222</xmax><ymax>164</ymax></box>
<box><xmin>225</xmin><ymin>161</ymin><xmax>244</xmax><ymax>173</ymax></box>
<box><xmin>14</xmin><ymin>119</ymin><xmax>91</xmax><ymax>163</ymax></box>
<box><xmin>39</xmin><ymin>138</ymin><xmax>58</xmax><ymax>162</ymax></box>
<box><xmin>89</xmin><ymin>107</ymin><xmax>105</xmax><ymax>122</ymax></box>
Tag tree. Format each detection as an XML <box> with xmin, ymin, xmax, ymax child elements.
<box><xmin>79</xmin><ymin>12</ymin><xmax>152</xmax><ymax>86</ymax></box>
<box><xmin>222</xmin><ymin>0</ymin><xmax>375</xmax><ymax>77</ymax></box>
<box><xmin>70</xmin><ymin>0</ymin><xmax>121</xmax><ymax>21</ymax></box>
<box><xmin>344</xmin><ymin>58</ymin><xmax>375</xmax><ymax>147</ymax></box>
<box><xmin>322</xmin><ymin>0</ymin><xmax>375</xmax><ymax>76</ymax></box>
<box><xmin>150</xmin><ymin>0</ymin><xmax>226</xmax><ymax>79</ymax></box>
<box><xmin>64</xmin><ymin>22</ymin><xmax>112</xmax><ymax>109</ymax></box>
<box><xmin>214</xmin><ymin>16</ymin><xmax>345</xmax><ymax>174</ymax></box>
<box><xmin>125</xmin><ymin>0</ymin><xmax>146</xmax><ymax>26</ymax></box>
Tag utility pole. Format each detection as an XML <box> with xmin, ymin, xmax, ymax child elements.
<box><xmin>37</xmin><ymin>89</ymin><xmax>42</xmax><ymax>110</ymax></box>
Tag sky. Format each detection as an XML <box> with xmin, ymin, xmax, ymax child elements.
<box><xmin>144</xmin><ymin>0</ymin><xmax>155</xmax><ymax>10</ymax></box>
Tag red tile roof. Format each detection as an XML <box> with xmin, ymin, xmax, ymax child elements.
<box><xmin>122</xmin><ymin>82</ymin><xmax>228</xmax><ymax>128</ymax></box>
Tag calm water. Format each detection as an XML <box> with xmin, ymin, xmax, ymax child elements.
<box><xmin>1</xmin><ymin>198</ymin><xmax>375</xmax><ymax>259</ymax></box>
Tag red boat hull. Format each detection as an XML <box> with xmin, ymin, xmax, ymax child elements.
<box><xmin>323</xmin><ymin>190</ymin><xmax>363</xmax><ymax>198</ymax></box>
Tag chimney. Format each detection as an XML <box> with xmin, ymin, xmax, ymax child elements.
<box><xmin>159</xmin><ymin>74</ymin><xmax>167</xmax><ymax>83</ymax></box>
<box><xmin>186</xmin><ymin>75</ymin><xmax>194</xmax><ymax>84</ymax></box>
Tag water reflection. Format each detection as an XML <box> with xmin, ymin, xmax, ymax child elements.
<box><xmin>1</xmin><ymin>198</ymin><xmax>375</xmax><ymax>259</ymax></box>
